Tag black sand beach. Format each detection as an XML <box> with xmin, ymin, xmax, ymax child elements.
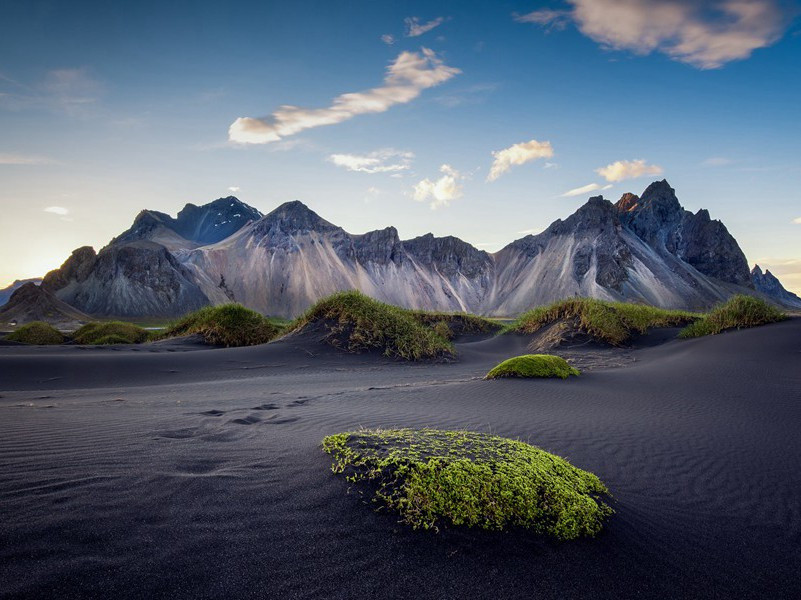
<box><xmin>1</xmin><ymin>320</ymin><xmax>800</xmax><ymax>599</ymax></box>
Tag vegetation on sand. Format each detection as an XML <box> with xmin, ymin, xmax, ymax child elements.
<box><xmin>73</xmin><ymin>321</ymin><xmax>150</xmax><ymax>344</ymax></box>
<box><xmin>323</xmin><ymin>428</ymin><xmax>612</xmax><ymax>539</ymax></box>
<box><xmin>485</xmin><ymin>354</ymin><xmax>580</xmax><ymax>379</ymax></box>
<box><xmin>508</xmin><ymin>297</ymin><xmax>698</xmax><ymax>346</ymax></box>
<box><xmin>162</xmin><ymin>304</ymin><xmax>283</xmax><ymax>347</ymax></box>
<box><xmin>408</xmin><ymin>310</ymin><xmax>502</xmax><ymax>340</ymax></box>
<box><xmin>679</xmin><ymin>295</ymin><xmax>786</xmax><ymax>338</ymax></box>
<box><xmin>6</xmin><ymin>321</ymin><xmax>65</xmax><ymax>345</ymax></box>
<box><xmin>289</xmin><ymin>291</ymin><xmax>454</xmax><ymax>360</ymax></box>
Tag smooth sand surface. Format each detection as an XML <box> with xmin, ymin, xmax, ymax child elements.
<box><xmin>1</xmin><ymin>320</ymin><xmax>800</xmax><ymax>599</ymax></box>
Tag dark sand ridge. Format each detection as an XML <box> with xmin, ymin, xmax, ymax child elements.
<box><xmin>1</xmin><ymin>320</ymin><xmax>800</xmax><ymax>598</ymax></box>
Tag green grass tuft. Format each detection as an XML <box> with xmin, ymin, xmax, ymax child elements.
<box><xmin>485</xmin><ymin>354</ymin><xmax>580</xmax><ymax>379</ymax></box>
<box><xmin>407</xmin><ymin>310</ymin><xmax>502</xmax><ymax>340</ymax></box>
<box><xmin>679</xmin><ymin>295</ymin><xmax>786</xmax><ymax>338</ymax></box>
<box><xmin>288</xmin><ymin>291</ymin><xmax>454</xmax><ymax>360</ymax></box>
<box><xmin>161</xmin><ymin>304</ymin><xmax>282</xmax><ymax>347</ymax></box>
<box><xmin>508</xmin><ymin>297</ymin><xmax>698</xmax><ymax>346</ymax></box>
<box><xmin>73</xmin><ymin>321</ymin><xmax>150</xmax><ymax>345</ymax></box>
<box><xmin>6</xmin><ymin>321</ymin><xmax>65</xmax><ymax>345</ymax></box>
<box><xmin>322</xmin><ymin>428</ymin><xmax>612</xmax><ymax>539</ymax></box>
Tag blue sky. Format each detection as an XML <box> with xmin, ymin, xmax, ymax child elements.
<box><xmin>2</xmin><ymin>0</ymin><xmax>801</xmax><ymax>292</ymax></box>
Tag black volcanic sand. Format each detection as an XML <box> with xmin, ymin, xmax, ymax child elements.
<box><xmin>1</xmin><ymin>321</ymin><xmax>800</xmax><ymax>599</ymax></box>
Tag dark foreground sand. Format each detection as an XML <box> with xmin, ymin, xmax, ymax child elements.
<box><xmin>1</xmin><ymin>320</ymin><xmax>800</xmax><ymax>599</ymax></box>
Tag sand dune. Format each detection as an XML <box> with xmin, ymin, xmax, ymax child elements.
<box><xmin>1</xmin><ymin>321</ymin><xmax>800</xmax><ymax>598</ymax></box>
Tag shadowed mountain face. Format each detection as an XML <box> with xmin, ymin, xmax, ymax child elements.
<box><xmin>39</xmin><ymin>182</ymin><xmax>796</xmax><ymax>318</ymax></box>
<box><xmin>751</xmin><ymin>265</ymin><xmax>801</xmax><ymax>309</ymax></box>
<box><xmin>0</xmin><ymin>282</ymin><xmax>91</xmax><ymax>328</ymax></box>
<box><xmin>0</xmin><ymin>278</ymin><xmax>42</xmax><ymax>306</ymax></box>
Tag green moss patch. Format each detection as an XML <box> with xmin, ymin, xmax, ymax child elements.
<box><xmin>679</xmin><ymin>295</ymin><xmax>786</xmax><ymax>338</ymax></box>
<box><xmin>486</xmin><ymin>354</ymin><xmax>580</xmax><ymax>379</ymax></box>
<box><xmin>323</xmin><ymin>428</ymin><xmax>612</xmax><ymax>539</ymax></box>
<box><xmin>73</xmin><ymin>321</ymin><xmax>150</xmax><ymax>345</ymax></box>
<box><xmin>162</xmin><ymin>304</ymin><xmax>282</xmax><ymax>347</ymax></box>
<box><xmin>408</xmin><ymin>310</ymin><xmax>502</xmax><ymax>340</ymax></box>
<box><xmin>6</xmin><ymin>322</ymin><xmax>65</xmax><ymax>345</ymax></box>
<box><xmin>289</xmin><ymin>291</ymin><xmax>454</xmax><ymax>360</ymax></box>
<box><xmin>509</xmin><ymin>297</ymin><xmax>698</xmax><ymax>346</ymax></box>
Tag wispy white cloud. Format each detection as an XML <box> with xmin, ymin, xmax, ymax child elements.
<box><xmin>792</xmin><ymin>217</ymin><xmax>801</xmax><ymax>224</ymax></box>
<box><xmin>517</xmin><ymin>227</ymin><xmax>541</xmax><ymax>235</ymax></box>
<box><xmin>405</xmin><ymin>16</ymin><xmax>446</xmax><ymax>37</ymax></box>
<box><xmin>487</xmin><ymin>139</ymin><xmax>554</xmax><ymax>181</ymax></box>
<box><xmin>381</xmin><ymin>34</ymin><xmax>395</xmax><ymax>45</ymax></box>
<box><xmin>702</xmin><ymin>156</ymin><xmax>732</xmax><ymax>167</ymax></box>
<box><xmin>229</xmin><ymin>48</ymin><xmax>460</xmax><ymax>144</ymax></box>
<box><xmin>228</xmin><ymin>186</ymin><xmax>240</xmax><ymax>193</ymax></box>
<box><xmin>434</xmin><ymin>82</ymin><xmax>499</xmax><ymax>108</ymax></box>
<box><xmin>514</xmin><ymin>9</ymin><xmax>572</xmax><ymax>30</ymax></box>
<box><xmin>516</xmin><ymin>0</ymin><xmax>789</xmax><ymax>69</ymax></box>
<box><xmin>561</xmin><ymin>182</ymin><xmax>613</xmax><ymax>197</ymax></box>
<box><xmin>328</xmin><ymin>149</ymin><xmax>414</xmax><ymax>174</ymax></box>
<box><xmin>0</xmin><ymin>67</ymin><xmax>102</xmax><ymax>115</ymax></box>
<box><xmin>413</xmin><ymin>164</ymin><xmax>463</xmax><ymax>209</ymax></box>
<box><xmin>0</xmin><ymin>153</ymin><xmax>55</xmax><ymax>165</ymax></box>
<box><xmin>43</xmin><ymin>206</ymin><xmax>69</xmax><ymax>216</ymax></box>
<box><xmin>596</xmin><ymin>159</ymin><xmax>663</xmax><ymax>182</ymax></box>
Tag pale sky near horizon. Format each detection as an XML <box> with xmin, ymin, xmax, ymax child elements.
<box><xmin>2</xmin><ymin>0</ymin><xmax>800</xmax><ymax>293</ymax></box>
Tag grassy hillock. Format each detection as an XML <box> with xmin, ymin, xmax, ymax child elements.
<box><xmin>161</xmin><ymin>304</ymin><xmax>283</xmax><ymax>347</ymax></box>
<box><xmin>486</xmin><ymin>354</ymin><xmax>580</xmax><ymax>380</ymax></box>
<box><xmin>323</xmin><ymin>428</ymin><xmax>612</xmax><ymax>540</ymax></box>
<box><xmin>408</xmin><ymin>310</ymin><xmax>502</xmax><ymax>340</ymax></box>
<box><xmin>508</xmin><ymin>297</ymin><xmax>698</xmax><ymax>346</ymax></box>
<box><xmin>288</xmin><ymin>291</ymin><xmax>454</xmax><ymax>360</ymax></box>
<box><xmin>6</xmin><ymin>321</ymin><xmax>66</xmax><ymax>345</ymax></box>
<box><xmin>73</xmin><ymin>321</ymin><xmax>151</xmax><ymax>345</ymax></box>
<box><xmin>679</xmin><ymin>295</ymin><xmax>786</xmax><ymax>338</ymax></box>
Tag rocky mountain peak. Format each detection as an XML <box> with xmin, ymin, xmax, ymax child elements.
<box><xmin>255</xmin><ymin>200</ymin><xmax>339</xmax><ymax>235</ymax></box>
<box><xmin>615</xmin><ymin>192</ymin><xmax>640</xmax><ymax>213</ymax></box>
<box><xmin>751</xmin><ymin>264</ymin><xmax>801</xmax><ymax>308</ymax></box>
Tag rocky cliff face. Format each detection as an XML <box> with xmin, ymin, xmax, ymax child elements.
<box><xmin>751</xmin><ymin>265</ymin><xmax>801</xmax><ymax>308</ymax></box>
<box><xmin>43</xmin><ymin>242</ymin><xmax>209</xmax><ymax>317</ymax></box>
<box><xmin>616</xmin><ymin>180</ymin><xmax>752</xmax><ymax>286</ymax></box>
<box><xmin>39</xmin><ymin>180</ymin><xmax>794</xmax><ymax>318</ymax></box>
<box><xmin>0</xmin><ymin>282</ymin><xmax>92</xmax><ymax>327</ymax></box>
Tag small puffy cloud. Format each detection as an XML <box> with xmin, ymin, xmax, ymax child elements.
<box><xmin>381</xmin><ymin>34</ymin><xmax>395</xmax><ymax>45</ymax></box>
<box><xmin>516</xmin><ymin>0</ymin><xmax>789</xmax><ymax>69</ymax></box>
<box><xmin>561</xmin><ymin>183</ymin><xmax>613</xmax><ymax>197</ymax></box>
<box><xmin>596</xmin><ymin>159</ymin><xmax>663</xmax><ymax>182</ymax></box>
<box><xmin>702</xmin><ymin>156</ymin><xmax>732</xmax><ymax>167</ymax></box>
<box><xmin>229</xmin><ymin>48</ymin><xmax>460</xmax><ymax>144</ymax></box>
<box><xmin>514</xmin><ymin>9</ymin><xmax>571</xmax><ymax>30</ymax></box>
<box><xmin>43</xmin><ymin>206</ymin><xmax>69</xmax><ymax>215</ymax></box>
<box><xmin>792</xmin><ymin>217</ymin><xmax>801</xmax><ymax>224</ymax></box>
<box><xmin>228</xmin><ymin>186</ymin><xmax>240</xmax><ymax>193</ymax></box>
<box><xmin>487</xmin><ymin>139</ymin><xmax>554</xmax><ymax>182</ymax></box>
<box><xmin>405</xmin><ymin>16</ymin><xmax>445</xmax><ymax>37</ymax></box>
<box><xmin>328</xmin><ymin>149</ymin><xmax>414</xmax><ymax>174</ymax></box>
<box><xmin>413</xmin><ymin>164</ymin><xmax>463</xmax><ymax>210</ymax></box>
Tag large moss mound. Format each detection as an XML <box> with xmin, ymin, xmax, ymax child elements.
<box><xmin>679</xmin><ymin>295</ymin><xmax>786</xmax><ymax>338</ymax></box>
<box><xmin>289</xmin><ymin>291</ymin><xmax>454</xmax><ymax>360</ymax></box>
<box><xmin>486</xmin><ymin>354</ymin><xmax>580</xmax><ymax>379</ymax></box>
<box><xmin>162</xmin><ymin>304</ymin><xmax>282</xmax><ymax>347</ymax></box>
<box><xmin>6</xmin><ymin>321</ymin><xmax>65</xmax><ymax>345</ymax></box>
<box><xmin>73</xmin><ymin>321</ymin><xmax>150</xmax><ymax>345</ymax></box>
<box><xmin>323</xmin><ymin>429</ymin><xmax>612</xmax><ymax>539</ymax></box>
<box><xmin>509</xmin><ymin>297</ymin><xmax>698</xmax><ymax>346</ymax></box>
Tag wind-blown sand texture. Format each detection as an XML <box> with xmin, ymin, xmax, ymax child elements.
<box><xmin>1</xmin><ymin>319</ymin><xmax>800</xmax><ymax>598</ymax></box>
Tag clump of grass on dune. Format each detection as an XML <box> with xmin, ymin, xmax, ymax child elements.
<box><xmin>485</xmin><ymin>354</ymin><xmax>580</xmax><ymax>380</ymax></box>
<box><xmin>508</xmin><ymin>297</ymin><xmax>698</xmax><ymax>346</ymax></box>
<box><xmin>289</xmin><ymin>291</ymin><xmax>453</xmax><ymax>360</ymax></box>
<box><xmin>162</xmin><ymin>304</ymin><xmax>282</xmax><ymax>347</ymax></box>
<box><xmin>407</xmin><ymin>310</ymin><xmax>502</xmax><ymax>340</ymax></box>
<box><xmin>322</xmin><ymin>428</ymin><xmax>612</xmax><ymax>540</ymax></box>
<box><xmin>6</xmin><ymin>321</ymin><xmax>65</xmax><ymax>345</ymax></box>
<box><xmin>679</xmin><ymin>295</ymin><xmax>786</xmax><ymax>338</ymax></box>
<box><xmin>73</xmin><ymin>321</ymin><xmax>150</xmax><ymax>345</ymax></box>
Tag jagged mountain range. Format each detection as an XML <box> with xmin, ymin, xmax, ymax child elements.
<box><xmin>22</xmin><ymin>180</ymin><xmax>800</xmax><ymax>319</ymax></box>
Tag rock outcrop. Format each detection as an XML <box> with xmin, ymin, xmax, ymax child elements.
<box><xmin>0</xmin><ymin>282</ymin><xmax>92</xmax><ymax>328</ymax></box>
<box><xmin>751</xmin><ymin>265</ymin><xmax>801</xmax><ymax>309</ymax></box>
<box><xmin>0</xmin><ymin>278</ymin><xmax>42</xmax><ymax>306</ymax></box>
